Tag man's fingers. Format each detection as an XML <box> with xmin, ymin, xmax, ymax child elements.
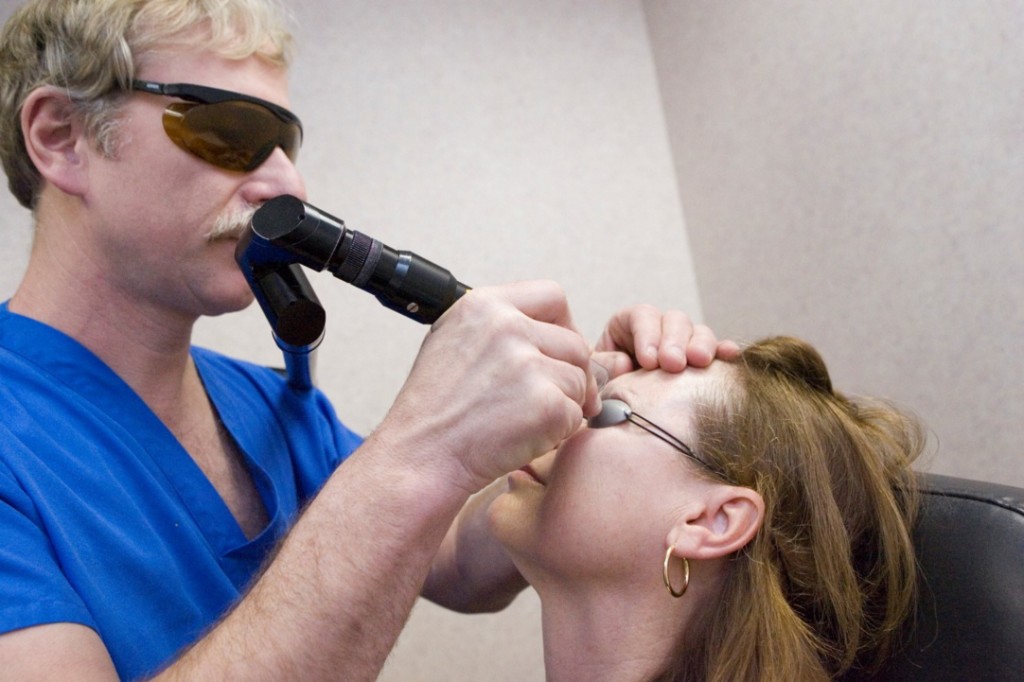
<box><xmin>487</xmin><ymin>280</ymin><xmax>580</xmax><ymax>332</ymax></box>
<box><xmin>594</xmin><ymin>304</ymin><xmax>736</xmax><ymax>374</ymax></box>
<box><xmin>657</xmin><ymin>310</ymin><xmax>697</xmax><ymax>371</ymax></box>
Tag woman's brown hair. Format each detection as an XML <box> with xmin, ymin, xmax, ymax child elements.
<box><xmin>657</xmin><ymin>336</ymin><xmax>923</xmax><ymax>681</ymax></box>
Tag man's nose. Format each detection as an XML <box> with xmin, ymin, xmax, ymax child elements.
<box><xmin>243</xmin><ymin>146</ymin><xmax>307</xmax><ymax>205</ymax></box>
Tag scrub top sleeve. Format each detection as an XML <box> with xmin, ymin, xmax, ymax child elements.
<box><xmin>0</xmin><ymin>457</ymin><xmax>97</xmax><ymax>636</ymax></box>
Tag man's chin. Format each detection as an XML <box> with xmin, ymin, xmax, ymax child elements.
<box><xmin>202</xmin><ymin>286</ymin><xmax>256</xmax><ymax>318</ymax></box>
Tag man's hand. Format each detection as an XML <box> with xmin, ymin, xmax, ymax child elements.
<box><xmin>376</xmin><ymin>280</ymin><xmax>600</xmax><ymax>494</ymax></box>
<box><xmin>593</xmin><ymin>304</ymin><xmax>740</xmax><ymax>378</ymax></box>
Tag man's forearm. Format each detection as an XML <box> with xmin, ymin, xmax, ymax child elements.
<box><xmin>154</xmin><ymin>432</ymin><xmax>470</xmax><ymax>681</ymax></box>
<box><xmin>423</xmin><ymin>478</ymin><xmax>528</xmax><ymax>613</ymax></box>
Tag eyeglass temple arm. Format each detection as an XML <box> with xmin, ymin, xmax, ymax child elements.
<box><xmin>626</xmin><ymin>412</ymin><xmax>698</xmax><ymax>459</ymax></box>
<box><xmin>626</xmin><ymin>412</ymin><xmax>725</xmax><ymax>478</ymax></box>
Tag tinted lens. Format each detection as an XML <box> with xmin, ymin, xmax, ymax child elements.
<box><xmin>162</xmin><ymin>100</ymin><xmax>301</xmax><ymax>171</ymax></box>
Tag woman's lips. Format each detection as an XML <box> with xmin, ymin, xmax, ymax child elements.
<box><xmin>519</xmin><ymin>464</ymin><xmax>545</xmax><ymax>485</ymax></box>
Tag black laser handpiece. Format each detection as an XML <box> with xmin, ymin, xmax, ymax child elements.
<box><xmin>249</xmin><ymin>194</ymin><xmax>469</xmax><ymax>324</ymax></box>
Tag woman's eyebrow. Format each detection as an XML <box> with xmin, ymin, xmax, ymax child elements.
<box><xmin>599</xmin><ymin>384</ymin><xmax>636</xmax><ymax>404</ymax></box>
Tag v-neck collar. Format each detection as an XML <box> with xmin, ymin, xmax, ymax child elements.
<box><xmin>0</xmin><ymin>303</ymin><xmax>283</xmax><ymax>565</ymax></box>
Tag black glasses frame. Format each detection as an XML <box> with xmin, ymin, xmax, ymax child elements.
<box><xmin>130</xmin><ymin>79</ymin><xmax>304</xmax><ymax>134</ymax></box>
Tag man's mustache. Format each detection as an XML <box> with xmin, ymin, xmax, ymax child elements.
<box><xmin>206</xmin><ymin>206</ymin><xmax>258</xmax><ymax>242</ymax></box>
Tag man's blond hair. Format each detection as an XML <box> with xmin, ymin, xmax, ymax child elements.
<box><xmin>0</xmin><ymin>0</ymin><xmax>294</xmax><ymax>208</ymax></box>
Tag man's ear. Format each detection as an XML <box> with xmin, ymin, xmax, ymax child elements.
<box><xmin>667</xmin><ymin>485</ymin><xmax>764</xmax><ymax>560</ymax></box>
<box><xmin>20</xmin><ymin>86</ymin><xmax>91</xmax><ymax>198</ymax></box>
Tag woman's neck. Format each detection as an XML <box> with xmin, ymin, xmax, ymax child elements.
<box><xmin>537</xmin><ymin>586</ymin><xmax>691</xmax><ymax>682</ymax></box>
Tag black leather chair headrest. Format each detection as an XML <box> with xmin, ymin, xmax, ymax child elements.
<box><xmin>843</xmin><ymin>473</ymin><xmax>1024</xmax><ymax>681</ymax></box>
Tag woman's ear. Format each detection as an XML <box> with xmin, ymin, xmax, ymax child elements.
<box><xmin>667</xmin><ymin>485</ymin><xmax>764</xmax><ymax>560</ymax></box>
<box><xmin>20</xmin><ymin>86</ymin><xmax>91</xmax><ymax>198</ymax></box>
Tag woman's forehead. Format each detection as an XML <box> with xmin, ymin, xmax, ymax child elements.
<box><xmin>601</xmin><ymin>363</ymin><xmax>734</xmax><ymax>421</ymax></box>
<box><xmin>605</xmin><ymin>362</ymin><xmax>727</xmax><ymax>397</ymax></box>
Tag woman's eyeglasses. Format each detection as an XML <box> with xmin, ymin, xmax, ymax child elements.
<box><xmin>588</xmin><ymin>398</ymin><xmax>723</xmax><ymax>477</ymax></box>
<box><xmin>130</xmin><ymin>80</ymin><xmax>303</xmax><ymax>172</ymax></box>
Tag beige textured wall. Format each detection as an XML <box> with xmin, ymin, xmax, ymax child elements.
<box><xmin>4</xmin><ymin>1</ymin><xmax>1018</xmax><ymax>679</ymax></box>
<box><xmin>0</xmin><ymin>1</ymin><xmax>693</xmax><ymax>680</ymax></box>
<box><xmin>645</xmin><ymin>0</ymin><xmax>1024</xmax><ymax>487</ymax></box>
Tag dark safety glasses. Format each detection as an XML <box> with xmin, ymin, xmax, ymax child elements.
<box><xmin>131</xmin><ymin>80</ymin><xmax>303</xmax><ymax>172</ymax></box>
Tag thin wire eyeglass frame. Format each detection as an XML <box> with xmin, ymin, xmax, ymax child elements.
<box><xmin>588</xmin><ymin>398</ymin><xmax>725</xmax><ymax>478</ymax></box>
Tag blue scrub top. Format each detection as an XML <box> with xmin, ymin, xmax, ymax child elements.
<box><xmin>0</xmin><ymin>303</ymin><xmax>362</xmax><ymax>679</ymax></box>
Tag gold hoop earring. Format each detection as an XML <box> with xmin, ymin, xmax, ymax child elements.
<box><xmin>663</xmin><ymin>545</ymin><xmax>690</xmax><ymax>598</ymax></box>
